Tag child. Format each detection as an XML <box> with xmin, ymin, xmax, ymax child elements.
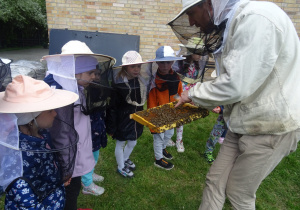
<box><xmin>106</xmin><ymin>51</ymin><xmax>148</xmax><ymax>178</ymax></box>
<box><xmin>80</xmin><ymin>51</ymin><xmax>116</xmax><ymax>195</ymax></box>
<box><xmin>82</xmin><ymin>63</ymin><xmax>115</xmax><ymax>186</ymax></box>
<box><xmin>147</xmin><ymin>46</ymin><xmax>185</xmax><ymax>170</ymax></box>
<box><xmin>0</xmin><ymin>75</ymin><xmax>78</xmax><ymax>209</ymax></box>
<box><xmin>43</xmin><ymin>40</ymin><xmax>115</xmax><ymax>209</ymax></box>
<box><xmin>172</xmin><ymin>45</ymin><xmax>209</xmax><ymax>152</ymax></box>
<box><xmin>204</xmin><ymin>105</ymin><xmax>227</xmax><ymax>163</ymax></box>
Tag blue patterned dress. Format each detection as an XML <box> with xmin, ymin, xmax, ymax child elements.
<box><xmin>90</xmin><ymin>110</ymin><xmax>107</xmax><ymax>152</ymax></box>
<box><xmin>5</xmin><ymin>131</ymin><xmax>65</xmax><ymax>210</ymax></box>
<box><xmin>205</xmin><ymin>106</ymin><xmax>228</xmax><ymax>153</ymax></box>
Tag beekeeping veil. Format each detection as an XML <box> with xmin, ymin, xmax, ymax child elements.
<box><xmin>0</xmin><ymin>58</ymin><xmax>12</xmax><ymax>91</ymax></box>
<box><xmin>113</xmin><ymin>51</ymin><xmax>151</xmax><ymax>106</ymax></box>
<box><xmin>0</xmin><ymin>75</ymin><xmax>79</xmax><ymax>202</ymax></box>
<box><xmin>42</xmin><ymin>40</ymin><xmax>116</xmax><ymax>114</ymax></box>
<box><xmin>147</xmin><ymin>46</ymin><xmax>185</xmax><ymax>94</ymax></box>
<box><xmin>172</xmin><ymin>44</ymin><xmax>209</xmax><ymax>83</ymax></box>
<box><xmin>168</xmin><ymin>0</ymin><xmax>241</xmax><ymax>56</ymax></box>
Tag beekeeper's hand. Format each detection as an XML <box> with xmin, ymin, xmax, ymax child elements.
<box><xmin>175</xmin><ymin>90</ymin><xmax>192</xmax><ymax>107</ymax></box>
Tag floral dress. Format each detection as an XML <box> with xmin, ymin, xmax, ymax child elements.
<box><xmin>5</xmin><ymin>131</ymin><xmax>65</xmax><ymax>210</ymax></box>
<box><xmin>181</xmin><ymin>62</ymin><xmax>199</xmax><ymax>91</ymax></box>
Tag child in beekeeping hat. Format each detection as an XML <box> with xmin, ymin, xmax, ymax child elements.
<box><xmin>106</xmin><ymin>50</ymin><xmax>150</xmax><ymax>178</ymax></box>
<box><xmin>147</xmin><ymin>46</ymin><xmax>185</xmax><ymax>170</ymax></box>
<box><xmin>43</xmin><ymin>40</ymin><xmax>116</xmax><ymax>208</ymax></box>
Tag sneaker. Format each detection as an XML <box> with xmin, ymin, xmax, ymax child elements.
<box><xmin>117</xmin><ymin>165</ymin><xmax>134</xmax><ymax>178</ymax></box>
<box><xmin>124</xmin><ymin>159</ymin><xmax>136</xmax><ymax>171</ymax></box>
<box><xmin>204</xmin><ymin>152</ymin><xmax>215</xmax><ymax>164</ymax></box>
<box><xmin>154</xmin><ymin>158</ymin><xmax>174</xmax><ymax>170</ymax></box>
<box><xmin>163</xmin><ymin>149</ymin><xmax>173</xmax><ymax>160</ymax></box>
<box><xmin>82</xmin><ymin>182</ymin><xmax>105</xmax><ymax>196</ymax></box>
<box><xmin>166</xmin><ymin>139</ymin><xmax>176</xmax><ymax>147</ymax></box>
<box><xmin>176</xmin><ymin>141</ymin><xmax>185</xmax><ymax>153</ymax></box>
<box><xmin>92</xmin><ymin>173</ymin><xmax>104</xmax><ymax>182</ymax></box>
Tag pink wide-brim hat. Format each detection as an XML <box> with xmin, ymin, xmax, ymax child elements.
<box><xmin>0</xmin><ymin>75</ymin><xmax>79</xmax><ymax>113</ymax></box>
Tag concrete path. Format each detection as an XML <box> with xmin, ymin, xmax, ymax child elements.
<box><xmin>0</xmin><ymin>47</ymin><xmax>49</xmax><ymax>63</ymax></box>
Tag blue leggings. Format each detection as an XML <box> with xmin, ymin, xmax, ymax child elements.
<box><xmin>81</xmin><ymin>150</ymin><xmax>100</xmax><ymax>187</ymax></box>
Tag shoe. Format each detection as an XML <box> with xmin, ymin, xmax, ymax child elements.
<box><xmin>124</xmin><ymin>159</ymin><xmax>136</xmax><ymax>171</ymax></box>
<box><xmin>82</xmin><ymin>182</ymin><xmax>105</xmax><ymax>196</ymax></box>
<box><xmin>92</xmin><ymin>173</ymin><xmax>104</xmax><ymax>182</ymax></box>
<box><xmin>176</xmin><ymin>141</ymin><xmax>185</xmax><ymax>153</ymax></box>
<box><xmin>117</xmin><ymin>165</ymin><xmax>134</xmax><ymax>178</ymax></box>
<box><xmin>163</xmin><ymin>149</ymin><xmax>173</xmax><ymax>160</ymax></box>
<box><xmin>218</xmin><ymin>137</ymin><xmax>224</xmax><ymax>144</ymax></box>
<box><xmin>204</xmin><ymin>152</ymin><xmax>215</xmax><ymax>164</ymax></box>
<box><xmin>154</xmin><ymin>158</ymin><xmax>174</xmax><ymax>170</ymax></box>
<box><xmin>166</xmin><ymin>139</ymin><xmax>175</xmax><ymax>147</ymax></box>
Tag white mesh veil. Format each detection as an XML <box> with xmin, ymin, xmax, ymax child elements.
<box><xmin>45</xmin><ymin>55</ymin><xmax>79</xmax><ymax>101</ymax></box>
<box><xmin>0</xmin><ymin>113</ymin><xmax>22</xmax><ymax>191</ymax></box>
<box><xmin>212</xmin><ymin>0</ymin><xmax>240</xmax><ymax>26</ymax></box>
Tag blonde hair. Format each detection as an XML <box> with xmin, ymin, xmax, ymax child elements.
<box><xmin>116</xmin><ymin>66</ymin><xmax>128</xmax><ymax>80</ymax></box>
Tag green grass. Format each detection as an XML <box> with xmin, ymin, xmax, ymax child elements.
<box><xmin>1</xmin><ymin>112</ymin><xmax>299</xmax><ymax>209</ymax></box>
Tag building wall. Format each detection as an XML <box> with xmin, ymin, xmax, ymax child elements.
<box><xmin>46</xmin><ymin>0</ymin><xmax>300</xmax><ymax>61</ymax></box>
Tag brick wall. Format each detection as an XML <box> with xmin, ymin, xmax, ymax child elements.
<box><xmin>46</xmin><ymin>0</ymin><xmax>300</xmax><ymax>61</ymax></box>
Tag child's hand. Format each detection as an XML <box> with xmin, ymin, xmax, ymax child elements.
<box><xmin>212</xmin><ymin>106</ymin><xmax>221</xmax><ymax>114</ymax></box>
<box><xmin>64</xmin><ymin>178</ymin><xmax>71</xmax><ymax>187</ymax></box>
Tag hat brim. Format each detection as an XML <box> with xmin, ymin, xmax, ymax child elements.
<box><xmin>168</xmin><ymin>0</ymin><xmax>203</xmax><ymax>25</ymax></box>
<box><xmin>42</xmin><ymin>53</ymin><xmax>116</xmax><ymax>66</ymax></box>
<box><xmin>147</xmin><ymin>56</ymin><xmax>185</xmax><ymax>62</ymax></box>
<box><xmin>117</xmin><ymin>61</ymin><xmax>150</xmax><ymax>68</ymax></box>
<box><xmin>0</xmin><ymin>89</ymin><xmax>79</xmax><ymax>113</ymax></box>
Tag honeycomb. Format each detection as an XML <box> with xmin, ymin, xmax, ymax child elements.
<box><xmin>130</xmin><ymin>101</ymin><xmax>209</xmax><ymax>133</ymax></box>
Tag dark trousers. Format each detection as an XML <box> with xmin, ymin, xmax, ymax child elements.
<box><xmin>64</xmin><ymin>176</ymin><xmax>81</xmax><ymax>210</ymax></box>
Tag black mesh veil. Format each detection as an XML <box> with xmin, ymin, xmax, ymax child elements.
<box><xmin>172</xmin><ymin>55</ymin><xmax>209</xmax><ymax>83</ymax></box>
<box><xmin>0</xmin><ymin>58</ymin><xmax>12</xmax><ymax>91</ymax></box>
<box><xmin>48</xmin><ymin>105</ymin><xmax>78</xmax><ymax>182</ymax></box>
<box><xmin>84</xmin><ymin>59</ymin><xmax>115</xmax><ymax>114</ymax></box>
<box><xmin>168</xmin><ymin>13</ymin><xmax>227</xmax><ymax>56</ymax></box>
<box><xmin>146</xmin><ymin>62</ymin><xmax>182</xmax><ymax>96</ymax></box>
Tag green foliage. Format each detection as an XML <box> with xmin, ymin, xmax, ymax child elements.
<box><xmin>0</xmin><ymin>0</ymin><xmax>48</xmax><ymax>48</ymax></box>
<box><xmin>0</xmin><ymin>0</ymin><xmax>46</xmax><ymax>29</ymax></box>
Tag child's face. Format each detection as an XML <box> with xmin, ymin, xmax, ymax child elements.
<box><xmin>125</xmin><ymin>64</ymin><xmax>141</xmax><ymax>79</ymax></box>
<box><xmin>191</xmin><ymin>54</ymin><xmax>201</xmax><ymax>62</ymax></box>
<box><xmin>76</xmin><ymin>69</ymin><xmax>96</xmax><ymax>87</ymax></box>
<box><xmin>157</xmin><ymin>61</ymin><xmax>174</xmax><ymax>75</ymax></box>
<box><xmin>36</xmin><ymin>109</ymin><xmax>57</xmax><ymax>129</ymax></box>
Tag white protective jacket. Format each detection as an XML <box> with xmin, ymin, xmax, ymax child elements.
<box><xmin>189</xmin><ymin>0</ymin><xmax>300</xmax><ymax>135</ymax></box>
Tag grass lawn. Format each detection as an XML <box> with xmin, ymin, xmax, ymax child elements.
<box><xmin>1</xmin><ymin>112</ymin><xmax>299</xmax><ymax>209</ymax></box>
